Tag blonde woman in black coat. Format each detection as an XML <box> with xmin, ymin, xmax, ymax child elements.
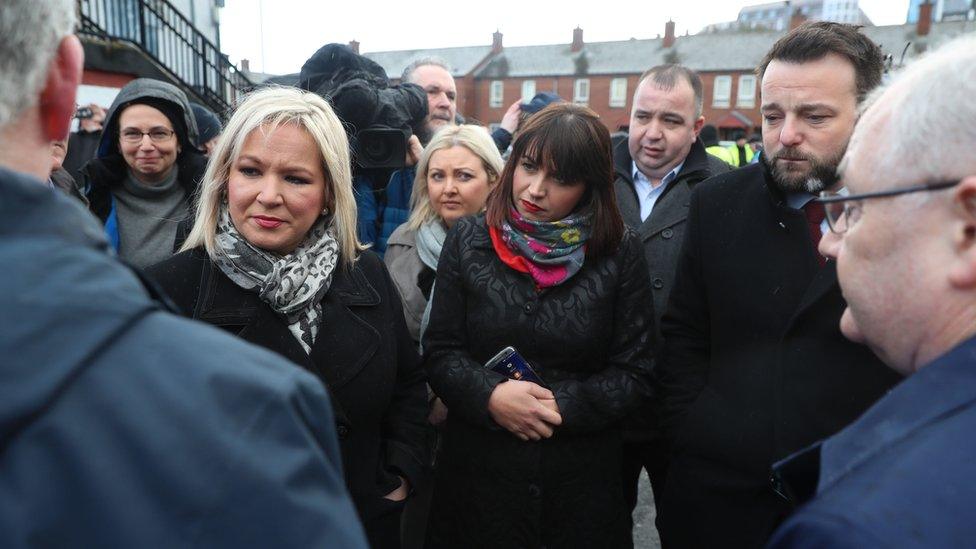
<box><xmin>148</xmin><ymin>87</ymin><xmax>429</xmax><ymax>549</ymax></box>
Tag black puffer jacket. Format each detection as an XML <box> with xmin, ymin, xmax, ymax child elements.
<box><xmin>423</xmin><ymin>215</ymin><xmax>656</xmax><ymax>549</ymax></box>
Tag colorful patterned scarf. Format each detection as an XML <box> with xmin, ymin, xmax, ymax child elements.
<box><xmin>493</xmin><ymin>206</ymin><xmax>591</xmax><ymax>288</ymax></box>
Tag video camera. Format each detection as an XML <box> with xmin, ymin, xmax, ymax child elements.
<box><xmin>298</xmin><ymin>44</ymin><xmax>427</xmax><ymax>170</ymax></box>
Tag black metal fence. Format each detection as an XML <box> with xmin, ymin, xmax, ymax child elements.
<box><xmin>76</xmin><ymin>0</ymin><xmax>253</xmax><ymax>115</ymax></box>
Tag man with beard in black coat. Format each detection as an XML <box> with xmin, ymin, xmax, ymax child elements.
<box><xmin>655</xmin><ymin>22</ymin><xmax>902</xmax><ymax>548</ymax></box>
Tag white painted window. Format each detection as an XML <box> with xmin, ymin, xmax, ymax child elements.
<box><xmin>574</xmin><ymin>78</ymin><xmax>590</xmax><ymax>105</ymax></box>
<box><xmin>736</xmin><ymin>75</ymin><xmax>756</xmax><ymax>108</ymax></box>
<box><xmin>609</xmin><ymin>77</ymin><xmax>628</xmax><ymax>108</ymax></box>
<box><xmin>521</xmin><ymin>80</ymin><xmax>536</xmax><ymax>101</ymax></box>
<box><xmin>490</xmin><ymin>80</ymin><xmax>504</xmax><ymax>108</ymax></box>
<box><xmin>713</xmin><ymin>75</ymin><xmax>732</xmax><ymax>108</ymax></box>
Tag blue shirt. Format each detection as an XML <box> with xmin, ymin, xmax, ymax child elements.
<box><xmin>632</xmin><ymin>161</ymin><xmax>685</xmax><ymax>222</ymax></box>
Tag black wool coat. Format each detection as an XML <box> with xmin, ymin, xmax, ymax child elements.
<box><xmin>656</xmin><ymin>162</ymin><xmax>902</xmax><ymax>548</ymax></box>
<box><xmin>147</xmin><ymin>248</ymin><xmax>430</xmax><ymax>546</ymax></box>
<box><xmin>423</xmin><ymin>215</ymin><xmax>656</xmax><ymax>549</ymax></box>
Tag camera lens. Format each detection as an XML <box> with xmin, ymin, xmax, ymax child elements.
<box><xmin>363</xmin><ymin>138</ymin><xmax>390</xmax><ymax>161</ymax></box>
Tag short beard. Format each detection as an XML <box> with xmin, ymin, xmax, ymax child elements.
<box><xmin>764</xmin><ymin>144</ymin><xmax>845</xmax><ymax>194</ymax></box>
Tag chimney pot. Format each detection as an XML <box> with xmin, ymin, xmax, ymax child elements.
<box><xmin>348</xmin><ymin>40</ymin><xmax>360</xmax><ymax>54</ymax></box>
<box><xmin>571</xmin><ymin>27</ymin><xmax>584</xmax><ymax>53</ymax></box>
<box><xmin>663</xmin><ymin>20</ymin><xmax>676</xmax><ymax>48</ymax></box>
<box><xmin>492</xmin><ymin>30</ymin><xmax>504</xmax><ymax>54</ymax></box>
<box><xmin>917</xmin><ymin>1</ymin><xmax>933</xmax><ymax>36</ymax></box>
<box><xmin>789</xmin><ymin>8</ymin><xmax>807</xmax><ymax>30</ymax></box>
<box><xmin>241</xmin><ymin>58</ymin><xmax>250</xmax><ymax>72</ymax></box>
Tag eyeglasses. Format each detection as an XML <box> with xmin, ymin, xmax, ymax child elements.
<box><xmin>818</xmin><ymin>180</ymin><xmax>960</xmax><ymax>234</ymax></box>
<box><xmin>120</xmin><ymin>128</ymin><xmax>175</xmax><ymax>144</ymax></box>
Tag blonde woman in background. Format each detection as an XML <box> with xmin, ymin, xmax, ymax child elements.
<box><xmin>384</xmin><ymin>125</ymin><xmax>503</xmax><ymax>346</ymax></box>
<box><xmin>385</xmin><ymin>125</ymin><xmax>502</xmax><ymax>549</ymax></box>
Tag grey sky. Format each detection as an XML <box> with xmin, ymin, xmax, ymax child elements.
<box><xmin>219</xmin><ymin>0</ymin><xmax>911</xmax><ymax>75</ymax></box>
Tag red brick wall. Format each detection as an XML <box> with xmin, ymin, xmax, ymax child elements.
<box><xmin>468</xmin><ymin>74</ymin><xmax>638</xmax><ymax>132</ymax></box>
<box><xmin>82</xmin><ymin>69</ymin><xmax>136</xmax><ymax>88</ymax></box>
<box><xmin>699</xmin><ymin>70</ymin><xmax>761</xmax><ymax>138</ymax></box>
<box><xmin>465</xmin><ymin>70</ymin><xmax>761</xmax><ymax>137</ymax></box>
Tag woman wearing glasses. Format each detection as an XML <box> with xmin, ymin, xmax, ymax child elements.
<box><xmin>83</xmin><ymin>78</ymin><xmax>208</xmax><ymax>268</ymax></box>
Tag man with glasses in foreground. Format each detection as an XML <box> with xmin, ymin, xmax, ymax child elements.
<box><xmin>768</xmin><ymin>34</ymin><xmax>976</xmax><ymax>548</ymax></box>
<box><xmin>656</xmin><ymin>22</ymin><xmax>901</xmax><ymax>547</ymax></box>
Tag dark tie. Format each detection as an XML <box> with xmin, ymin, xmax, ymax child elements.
<box><xmin>803</xmin><ymin>200</ymin><xmax>826</xmax><ymax>266</ymax></box>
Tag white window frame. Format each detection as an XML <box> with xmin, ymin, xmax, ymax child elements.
<box><xmin>609</xmin><ymin>77</ymin><xmax>628</xmax><ymax>108</ymax></box>
<box><xmin>574</xmin><ymin>78</ymin><xmax>590</xmax><ymax>105</ymax></box>
<box><xmin>736</xmin><ymin>74</ymin><xmax>756</xmax><ymax>108</ymax></box>
<box><xmin>521</xmin><ymin>80</ymin><xmax>536</xmax><ymax>101</ymax></box>
<box><xmin>713</xmin><ymin>75</ymin><xmax>732</xmax><ymax>108</ymax></box>
<box><xmin>489</xmin><ymin>80</ymin><xmax>504</xmax><ymax>108</ymax></box>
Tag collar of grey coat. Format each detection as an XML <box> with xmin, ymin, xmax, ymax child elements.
<box><xmin>613</xmin><ymin>137</ymin><xmax>715</xmax><ymax>239</ymax></box>
<box><xmin>194</xmin><ymin>252</ymin><xmax>380</xmax><ymax>398</ymax></box>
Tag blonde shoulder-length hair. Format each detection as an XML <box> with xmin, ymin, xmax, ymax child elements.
<box><xmin>180</xmin><ymin>86</ymin><xmax>365</xmax><ymax>265</ymax></box>
<box><xmin>405</xmin><ymin>124</ymin><xmax>504</xmax><ymax>231</ymax></box>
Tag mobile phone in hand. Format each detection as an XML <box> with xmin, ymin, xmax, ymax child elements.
<box><xmin>485</xmin><ymin>346</ymin><xmax>549</xmax><ymax>388</ymax></box>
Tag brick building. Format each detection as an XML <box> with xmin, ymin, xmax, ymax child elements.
<box><xmin>361</xmin><ymin>16</ymin><xmax>973</xmax><ymax>138</ymax></box>
<box><xmin>75</xmin><ymin>0</ymin><xmax>250</xmax><ymax>117</ymax></box>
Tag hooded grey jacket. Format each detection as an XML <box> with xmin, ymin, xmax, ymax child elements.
<box><xmin>83</xmin><ymin>78</ymin><xmax>208</xmax><ymax>252</ymax></box>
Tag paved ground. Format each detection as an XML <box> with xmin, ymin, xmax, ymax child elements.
<box><xmin>631</xmin><ymin>470</ymin><xmax>662</xmax><ymax>548</ymax></box>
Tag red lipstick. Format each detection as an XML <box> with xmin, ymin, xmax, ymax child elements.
<box><xmin>520</xmin><ymin>200</ymin><xmax>544</xmax><ymax>214</ymax></box>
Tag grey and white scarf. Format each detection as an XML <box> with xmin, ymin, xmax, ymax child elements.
<box><xmin>417</xmin><ymin>219</ymin><xmax>447</xmax><ymax>350</ymax></box>
<box><xmin>214</xmin><ymin>206</ymin><xmax>339</xmax><ymax>354</ymax></box>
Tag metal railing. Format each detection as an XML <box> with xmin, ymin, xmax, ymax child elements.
<box><xmin>76</xmin><ymin>0</ymin><xmax>253</xmax><ymax>115</ymax></box>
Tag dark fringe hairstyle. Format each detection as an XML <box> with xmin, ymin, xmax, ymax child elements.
<box><xmin>486</xmin><ymin>103</ymin><xmax>624</xmax><ymax>258</ymax></box>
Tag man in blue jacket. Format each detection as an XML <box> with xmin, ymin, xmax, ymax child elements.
<box><xmin>355</xmin><ymin>58</ymin><xmax>456</xmax><ymax>257</ymax></box>
<box><xmin>768</xmin><ymin>34</ymin><xmax>976</xmax><ymax>548</ymax></box>
<box><xmin>0</xmin><ymin>2</ymin><xmax>367</xmax><ymax>547</ymax></box>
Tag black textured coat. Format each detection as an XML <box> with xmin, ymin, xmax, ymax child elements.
<box><xmin>423</xmin><ymin>215</ymin><xmax>656</xmax><ymax>549</ymax></box>
<box><xmin>147</xmin><ymin>249</ymin><xmax>430</xmax><ymax>547</ymax></box>
<box><xmin>656</xmin><ymin>163</ymin><xmax>902</xmax><ymax>548</ymax></box>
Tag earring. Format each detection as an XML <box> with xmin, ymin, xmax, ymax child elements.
<box><xmin>321</xmin><ymin>207</ymin><xmax>329</xmax><ymax>215</ymax></box>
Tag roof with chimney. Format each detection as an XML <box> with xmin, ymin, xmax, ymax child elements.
<box><xmin>473</xmin><ymin>20</ymin><xmax>974</xmax><ymax>78</ymax></box>
<box><xmin>362</xmin><ymin>45</ymin><xmax>495</xmax><ymax>80</ymax></box>
<box><xmin>241</xmin><ymin>19</ymin><xmax>974</xmax><ymax>84</ymax></box>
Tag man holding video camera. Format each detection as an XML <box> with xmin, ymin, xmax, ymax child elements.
<box><xmin>299</xmin><ymin>46</ymin><xmax>458</xmax><ymax>258</ymax></box>
<box><xmin>364</xmin><ymin>57</ymin><xmax>457</xmax><ymax>257</ymax></box>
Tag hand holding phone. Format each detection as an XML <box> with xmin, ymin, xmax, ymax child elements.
<box><xmin>487</xmin><ymin>380</ymin><xmax>562</xmax><ymax>441</ymax></box>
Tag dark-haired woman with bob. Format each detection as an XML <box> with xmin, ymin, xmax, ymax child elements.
<box><xmin>423</xmin><ymin>103</ymin><xmax>656</xmax><ymax>548</ymax></box>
